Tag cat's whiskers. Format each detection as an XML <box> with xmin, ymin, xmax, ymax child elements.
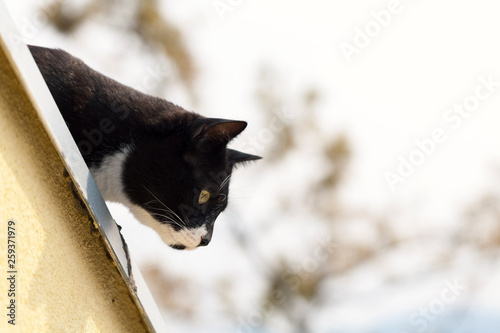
<box><xmin>219</xmin><ymin>174</ymin><xmax>231</xmax><ymax>190</ymax></box>
<box><xmin>132</xmin><ymin>210</ymin><xmax>175</xmax><ymax>225</ymax></box>
<box><xmin>142</xmin><ymin>199</ymin><xmax>159</xmax><ymax>207</ymax></box>
<box><xmin>151</xmin><ymin>209</ymin><xmax>186</xmax><ymax>227</ymax></box>
<box><xmin>223</xmin><ymin>208</ymin><xmax>236</xmax><ymax>217</ymax></box>
<box><xmin>142</xmin><ymin>204</ymin><xmax>185</xmax><ymax>229</ymax></box>
<box><xmin>152</xmin><ymin>206</ymin><xmax>185</xmax><ymax>228</ymax></box>
<box><xmin>148</xmin><ymin>212</ymin><xmax>185</xmax><ymax>230</ymax></box>
<box><xmin>141</xmin><ymin>185</ymin><xmax>185</xmax><ymax>225</ymax></box>
<box><xmin>132</xmin><ymin>206</ymin><xmax>185</xmax><ymax>237</ymax></box>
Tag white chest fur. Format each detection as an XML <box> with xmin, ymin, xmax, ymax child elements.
<box><xmin>90</xmin><ymin>145</ymin><xmax>133</xmax><ymax>205</ymax></box>
<box><xmin>89</xmin><ymin>145</ymin><xmax>207</xmax><ymax>249</ymax></box>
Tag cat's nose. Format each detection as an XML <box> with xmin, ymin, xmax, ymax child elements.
<box><xmin>198</xmin><ymin>234</ymin><xmax>211</xmax><ymax>247</ymax></box>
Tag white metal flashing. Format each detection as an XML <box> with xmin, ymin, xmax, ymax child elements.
<box><xmin>0</xmin><ymin>2</ymin><xmax>168</xmax><ymax>332</ymax></box>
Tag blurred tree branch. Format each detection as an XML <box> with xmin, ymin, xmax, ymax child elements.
<box><xmin>43</xmin><ymin>0</ymin><xmax>197</xmax><ymax>101</ymax></box>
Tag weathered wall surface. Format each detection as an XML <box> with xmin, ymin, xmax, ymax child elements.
<box><xmin>0</xmin><ymin>45</ymin><xmax>148</xmax><ymax>332</ymax></box>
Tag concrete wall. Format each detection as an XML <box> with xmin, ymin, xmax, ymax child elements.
<box><xmin>0</xmin><ymin>42</ymin><xmax>149</xmax><ymax>332</ymax></box>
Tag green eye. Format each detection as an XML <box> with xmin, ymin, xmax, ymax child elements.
<box><xmin>198</xmin><ymin>190</ymin><xmax>210</xmax><ymax>204</ymax></box>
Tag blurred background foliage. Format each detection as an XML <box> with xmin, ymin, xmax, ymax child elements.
<box><xmin>24</xmin><ymin>0</ymin><xmax>500</xmax><ymax>332</ymax></box>
<box><xmin>44</xmin><ymin>0</ymin><xmax>197</xmax><ymax>101</ymax></box>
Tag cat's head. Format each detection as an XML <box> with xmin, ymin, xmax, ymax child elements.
<box><xmin>122</xmin><ymin>117</ymin><xmax>260</xmax><ymax>250</ymax></box>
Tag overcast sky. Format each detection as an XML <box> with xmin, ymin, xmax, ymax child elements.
<box><xmin>5</xmin><ymin>0</ymin><xmax>500</xmax><ymax>331</ymax></box>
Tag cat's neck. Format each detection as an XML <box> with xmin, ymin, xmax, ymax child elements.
<box><xmin>89</xmin><ymin>144</ymin><xmax>133</xmax><ymax>205</ymax></box>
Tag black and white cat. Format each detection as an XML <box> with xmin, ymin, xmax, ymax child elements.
<box><xmin>29</xmin><ymin>45</ymin><xmax>260</xmax><ymax>250</ymax></box>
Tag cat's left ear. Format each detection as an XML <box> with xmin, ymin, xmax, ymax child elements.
<box><xmin>227</xmin><ymin>148</ymin><xmax>262</xmax><ymax>166</ymax></box>
<box><xmin>191</xmin><ymin>119</ymin><xmax>247</xmax><ymax>144</ymax></box>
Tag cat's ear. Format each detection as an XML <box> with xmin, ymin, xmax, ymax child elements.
<box><xmin>191</xmin><ymin>119</ymin><xmax>247</xmax><ymax>144</ymax></box>
<box><xmin>227</xmin><ymin>148</ymin><xmax>262</xmax><ymax>166</ymax></box>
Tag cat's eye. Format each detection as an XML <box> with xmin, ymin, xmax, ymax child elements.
<box><xmin>198</xmin><ymin>190</ymin><xmax>210</xmax><ymax>204</ymax></box>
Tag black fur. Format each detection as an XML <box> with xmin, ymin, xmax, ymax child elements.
<box><xmin>29</xmin><ymin>45</ymin><xmax>260</xmax><ymax>249</ymax></box>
